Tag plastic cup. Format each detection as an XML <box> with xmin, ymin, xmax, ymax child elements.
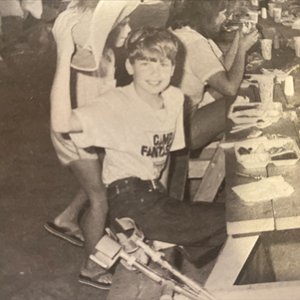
<box><xmin>248</xmin><ymin>11</ymin><xmax>259</xmax><ymax>23</ymax></box>
<box><xmin>293</xmin><ymin>36</ymin><xmax>300</xmax><ymax>57</ymax></box>
<box><xmin>273</xmin><ymin>7</ymin><xmax>282</xmax><ymax>23</ymax></box>
<box><xmin>258</xmin><ymin>76</ymin><xmax>274</xmax><ymax>103</ymax></box>
<box><xmin>284</xmin><ymin>75</ymin><xmax>294</xmax><ymax>96</ymax></box>
<box><xmin>268</xmin><ymin>3</ymin><xmax>276</xmax><ymax>17</ymax></box>
<box><xmin>261</xmin><ymin>7</ymin><xmax>267</xmax><ymax>19</ymax></box>
<box><xmin>250</xmin><ymin>0</ymin><xmax>259</xmax><ymax>6</ymax></box>
<box><xmin>260</xmin><ymin>39</ymin><xmax>273</xmax><ymax>60</ymax></box>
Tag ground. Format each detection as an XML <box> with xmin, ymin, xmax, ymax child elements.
<box><xmin>0</xmin><ymin>28</ymin><xmax>112</xmax><ymax>298</ymax></box>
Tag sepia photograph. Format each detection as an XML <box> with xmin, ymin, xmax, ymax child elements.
<box><xmin>1</xmin><ymin>0</ymin><xmax>300</xmax><ymax>299</ymax></box>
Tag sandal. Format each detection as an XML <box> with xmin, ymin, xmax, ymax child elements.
<box><xmin>44</xmin><ymin>222</ymin><xmax>84</xmax><ymax>247</ymax></box>
<box><xmin>78</xmin><ymin>272</ymin><xmax>112</xmax><ymax>290</ymax></box>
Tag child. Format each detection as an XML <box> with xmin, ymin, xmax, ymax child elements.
<box><xmin>51</xmin><ymin>26</ymin><xmax>226</xmax><ymax>250</ymax></box>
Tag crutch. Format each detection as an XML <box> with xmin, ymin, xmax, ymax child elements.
<box><xmin>90</xmin><ymin>234</ymin><xmax>207</xmax><ymax>300</ymax></box>
<box><xmin>90</xmin><ymin>217</ymin><xmax>215</xmax><ymax>300</ymax></box>
<box><xmin>115</xmin><ymin>218</ymin><xmax>215</xmax><ymax>300</ymax></box>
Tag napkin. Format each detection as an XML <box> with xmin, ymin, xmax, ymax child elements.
<box><xmin>292</xmin><ymin>19</ymin><xmax>300</xmax><ymax>30</ymax></box>
<box><xmin>232</xmin><ymin>175</ymin><xmax>294</xmax><ymax>203</ymax></box>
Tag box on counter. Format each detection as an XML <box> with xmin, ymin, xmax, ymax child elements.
<box><xmin>234</xmin><ymin>138</ymin><xmax>300</xmax><ymax>169</ymax></box>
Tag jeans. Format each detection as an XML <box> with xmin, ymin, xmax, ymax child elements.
<box><xmin>107</xmin><ymin>177</ymin><xmax>227</xmax><ymax>247</ymax></box>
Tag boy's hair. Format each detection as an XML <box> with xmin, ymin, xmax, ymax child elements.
<box><xmin>125</xmin><ymin>27</ymin><xmax>179</xmax><ymax>65</ymax></box>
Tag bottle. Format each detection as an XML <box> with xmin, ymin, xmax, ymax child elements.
<box><xmin>284</xmin><ymin>76</ymin><xmax>294</xmax><ymax>96</ymax></box>
<box><xmin>261</xmin><ymin>7</ymin><xmax>267</xmax><ymax>19</ymax></box>
<box><xmin>274</xmin><ymin>35</ymin><xmax>280</xmax><ymax>49</ymax></box>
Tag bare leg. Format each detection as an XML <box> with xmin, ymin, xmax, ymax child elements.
<box><xmin>69</xmin><ymin>159</ymin><xmax>112</xmax><ymax>283</ymax></box>
<box><xmin>53</xmin><ymin>187</ymin><xmax>87</xmax><ymax>241</ymax></box>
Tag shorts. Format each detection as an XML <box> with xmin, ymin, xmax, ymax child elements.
<box><xmin>51</xmin><ymin>130</ymin><xmax>98</xmax><ymax>166</ymax></box>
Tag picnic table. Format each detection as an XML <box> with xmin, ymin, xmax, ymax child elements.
<box><xmin>203</xmin><ymin>9</ymin><xmax>300</xmax><ymax>300</ymax></box>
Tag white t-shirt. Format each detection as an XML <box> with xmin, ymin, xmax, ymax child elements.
<box><xmin>71</xmin><ymin>83</ymin><xmax>185</xmax><ymax>185</ymax></box>
<box><xmin>172</xmin><ymin>26</ymin><xmax>226</xmax><ymax>110</ymax></box>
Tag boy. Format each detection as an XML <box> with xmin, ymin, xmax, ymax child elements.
<box><xmin>51</xmin><ymin>26</ymin><xmax>226</xmax><ymax>247</ymax></box>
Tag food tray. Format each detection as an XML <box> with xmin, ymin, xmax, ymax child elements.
<box><xmin>234</xmin><ymin>138</ymin><xmax>300</xmax><ymax>169</ymax></box>
<box><xmin>228</xmin><ymin>102</ymin><xmax>282</xmax><ymax>125</ymax></box>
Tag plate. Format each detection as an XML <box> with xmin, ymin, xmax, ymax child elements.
<box><xmin>282</xmin><ymin>20</ymin><xmax>294</xmax><ymax>27</ymax></box>
<box><xmin>228</xmin><ymin>102</ymin><xmax>283</xmax><ymax>125</ymax></box>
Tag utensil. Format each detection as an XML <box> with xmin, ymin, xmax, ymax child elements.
<box><xmin>236</xmin><ymin>172</ymin><xmax>265</xmax><ymax>180</ymax></box>
<box><xmin>230</xmin><ymin>119</ymin><xmax>271</xmax><ymax>134</ymax></box>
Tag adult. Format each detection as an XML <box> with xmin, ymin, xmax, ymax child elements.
<box><xmin>168</xmin><ymin>0</ymin><xmax>259</xmax><ymax>150</ymax></box>
<box><xmin>46</xmin><ymin>0</ymin><xmax>140</xmax><ymax>289</ymax></box>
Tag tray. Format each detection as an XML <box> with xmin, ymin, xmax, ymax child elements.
<box><xmin>234</xmin><ymin>138</ymin><xmax>300</xmax><ymax>169</ymax></box>
<box><xmin>228</xmin><ymin>102</ymin><xmax>283</xmax><ymax>125</ymax></box>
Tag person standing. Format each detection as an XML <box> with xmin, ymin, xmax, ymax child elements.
<box><xmin>46</xmin><ymin>0</ymin><xmax>140</xmax><ymax>289</ymax></box>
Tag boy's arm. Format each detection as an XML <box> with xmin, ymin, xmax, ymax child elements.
<box><xmin>50</xmin><ymin>11</ymin><xmax>82</xmax><ymax>133</ymax></box>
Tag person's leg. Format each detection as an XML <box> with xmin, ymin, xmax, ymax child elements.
<box><xmin>109</xmin><ymin>186</ymin><xmax>226</xmax><ymax>247</ymax></box>
<box><xmin>69</xmin><ymin>159</ymin><xmax>112</xmax><ymax>285</ymax></box>
<box><xmin>52</xmin><ymin>187</ymin><xmax>87</xmax><ymax>242</ymax></box>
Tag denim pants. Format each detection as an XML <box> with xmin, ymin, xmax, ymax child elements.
<box><xmin>107</xmin><ymin>177</ymin><xmax>227</xmax><ymax>247</ymax></box>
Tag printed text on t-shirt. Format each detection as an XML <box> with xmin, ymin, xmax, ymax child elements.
<box><xmin>141</xmin><ymin>132</ymin><xmax>173</xmax><ymax>157</ymax></box>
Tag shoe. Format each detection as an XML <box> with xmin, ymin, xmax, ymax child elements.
<box><xmin>78</xmin><ymin>273</ymin><xmax>112</xmax><ymax>290</ymax></box>
<box><xmin>44</xmin><ymin>222</ymin><xmax>84</xmax><ymax>247</ymax></box>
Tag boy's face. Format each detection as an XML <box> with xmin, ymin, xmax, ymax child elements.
<box><xmin>126</xmin><ymin>55</ymin><xmax>175</xmax><ymax>98</ymax></box>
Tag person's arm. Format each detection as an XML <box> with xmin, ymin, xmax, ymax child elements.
<box><xmin>160</xmin><ymin>155</ymin><xmax>170</xmax><ymax>191</ymax></box>
<box><xmin>187</xmin><ymin>97</ymin><xmax>236</xmax><ymax>150</ymax></box>
<box><xmin>223</xmin><ymin>30</ymin><xmax>239</xmax><ymax>70</ymax></box>
<box><xmin>50</xmin><ymin>11</ymin><xmax>82</xmax><ymax>133</ymax></box>
<box><xmin>207</xmin><ymin>29</ymin><xmax>259</xmax><ymax>97</ymax></box>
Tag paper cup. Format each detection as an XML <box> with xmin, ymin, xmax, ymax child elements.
<box><xmin>250</xmin><ymin>0</ymin><xmax>259</xmax><ymax>6</ymax></box>
<box><xmin>261</xmin><ymin>7</ymin><xmax>267</xmax><ymax>19</ymax></box>
<box><xmin>294</xmin><ymin>36</ymin><xmax>300</xmax><ymax>57</ymax></box>
<box><xmin>284</xmin><ymin>75</ymin><xmax>294</xmax><ymax>96</ymax></box>
<box><xmin>260</xmin><ymin>39</ymin><xmax>273</xmax><ymax>60</ymax></box>
<box><xmin>268</xmin><ymin>3</ymin><xmax>276</xmax><ymax>17</ymax></box>
<box><xmin>258</xmin><ymin>76</ymin><xmax>274</xmax><ymax>103</ymax></box>
<box><xmin>273</xmin><ymin>7</ymin><xmax>282</xmax><ymax>23</ymax></box>
<box><xmin>248</xmin><ymin>11</ymin><xmax>259</xmax><ymax>24</ymax></box>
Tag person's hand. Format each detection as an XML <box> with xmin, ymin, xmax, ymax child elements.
<box><xmin>52</xmin><ymin>10</ymin><xmax>80</xmax><ymax>58</ymax></box>
<box><xmin>239</xmin><ymin>27</ymin><xmax>259</xmax><ymax>52</ymax></box>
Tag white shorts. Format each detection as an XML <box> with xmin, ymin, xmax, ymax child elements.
<box><xmin>51</xmin><ymin>130</ymin><xmax>98</xmax><ymax>166</ymax></box>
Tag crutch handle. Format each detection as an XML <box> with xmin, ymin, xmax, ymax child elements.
<box><xmin>160</xmin><ymin>280</ymin><xmax>175</xmax><ymax>300</ymax></box>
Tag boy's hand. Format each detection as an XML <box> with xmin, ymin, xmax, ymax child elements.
<box><xmin>52</xmin><ymin>10</ymin><xmax>80</xmax><ymax>59</ymax></box>
<box><xmin>239</xmin><ymin>28</ymin><xmax>259</xmax><ymax>52</ymax></box>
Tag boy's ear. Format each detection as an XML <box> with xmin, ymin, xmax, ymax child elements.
<box><xmin>125</xmin><ymin>59</ymin><xmax>134</xmax><ymax>75</ymax></box>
